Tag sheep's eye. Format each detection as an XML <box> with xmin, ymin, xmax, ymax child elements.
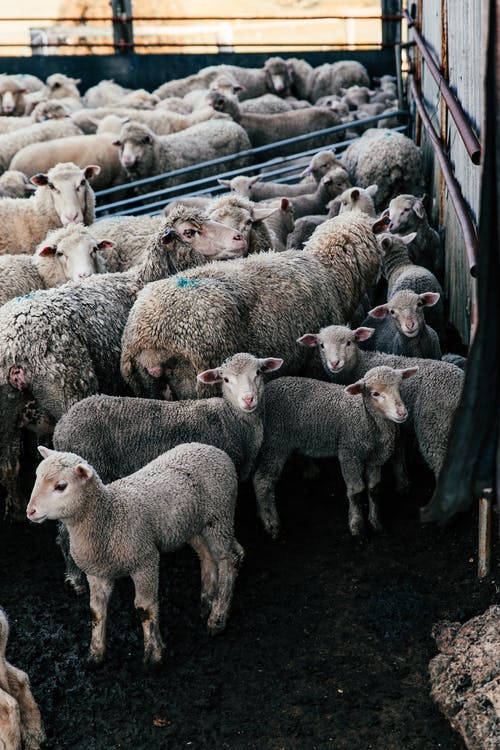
<box><xmin>54</xmin><ymin>481</ymin><xmax>67</xmax><ymax>492</ymax></box>
<box><xmin>346</xmin><ymin>341</ymin><xmax>351</xmax><ymax>347</ymax></box>
<box><xmin>56</xmin><ymin>251</ymin><xmax>64</xmax><ymax>258</ymax></box>
<box><xmin>79</xmin><ymin>179</ymin><xmax>86</xmax><ymax>187</ymax></box>
<box><xmin>245</xmin><ymin>219</ymin><xmax>252</xmax><ymax>225</ymax></box>
<box><xmin>183</xmin><ymin>229</ymin><xmax>197</xmax><ymax>237</ymax></box>
<box><xmin>417</xmin><ymin>301</ymin><xmax>423</xmax><ymax>307</ymax></box>
<box><xmin>320</xmin><ymin>343</ymin><xmax>324</xmax><ymax>349</ymax></box>
<box><xmin>223</xmin><ymin>377</ymin><xmax>229</xmax><ymax>383</ymax></box>
<box><xmin>141</xmin><ymin>136</ymin><xmax>151</xmax><ymax>145</ymax></box>
<box><xmin>48</xmin><ymin>182</ymin><xmax>55</xmax><ymax>190</ymax></box>
<box><xmin>371</xmin><ymin>391</ymin><xmax>380</xmax><ymax>398</ymax></box>
<box><xmin>390</xmin><ymin>309</ymin><xmax>395</xmax><ymax>315</ymax></box>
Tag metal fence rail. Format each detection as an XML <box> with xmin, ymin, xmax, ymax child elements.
<box><xmin>95</xmin><ymin>111</ymin><xmax>410</xmax><ymax>218</ymax></box>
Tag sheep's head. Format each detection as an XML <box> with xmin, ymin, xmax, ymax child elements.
<box><xmin>112</xmin><ymin>123</ymin><xmax>157</xmax><ymax>170</ymax></box>
<box><xmin>0</xmin><ymin>76</ymin><xmax>27</xmax><ymax>116</ymax></box>
<box><xmin>31</xmin><ymin>162</ymin><xmax>100</xmax><ymax>227</ymax></box>
<box><xmin>45</xmin><ymin>74</ymin><xmax>81</xmax><ymax>100</ymax></box>
<box><xmin>207</xmin><ymin>194</ymin><xmax>277</xmax><ymax>247</ymax></box>
<box><xmin>345</xmin><ymin>365</ymin><xmax>417</xmax><ymax>423</ymax></box>
<box><xmin>263</xmin><ymin>57</ymin><xmax>293</xmax><ymax>97</ymax></box>
<box><xmin>35</xmin><ymin>224</ymin><xmax>114</xmax><ymax>282</ymax></box>
<box><xmin>298</xmin><ymin>324</ymin><xmax>371</xmax><ymax>375</ymax></box>
<box><xmin>207</xmin><ymin>91</ymin><xmax>241</xmax><ymax>121</ymax></box>
<box><xmin>161</xmin><ymin>204</ymin><xmax>247</xmax><ymax>259</ymax></box>
<box><xmin>387</xmin><ymin>194</ymin><xmax>428</xmax><ymax>233</ymax></box>
<box><xmin>32</xmin><ymin>100</ymin><xmax>70</xmax><ymax>122</ymax></box>
<box><xmin>369</xmin><ymin>290</ymin><xmax>439</xmax><ymax>339</ymax></box>
<box><xmin>321</xmin><ymin>167</ymin><xmax>352</xmax><ymax>199</ymax></box>
<box><xmin>302</xmin><ymin>150</ymin><xmax>343</xmax><ymax>182</ymax></box>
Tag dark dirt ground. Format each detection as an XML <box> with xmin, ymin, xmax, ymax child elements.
<box><xmin>0</xmin><ymin>455</ymin><xmax>498</xmax><ymax>750</ymax></box>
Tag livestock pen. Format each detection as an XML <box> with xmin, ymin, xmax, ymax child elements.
<box><xmin>0</xmin><ymin>2</ymin><xmax>498</xmax><ymax>749</ymax></box>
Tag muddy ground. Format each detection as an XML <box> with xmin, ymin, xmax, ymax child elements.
<box><xmin>0</xmin><ymin>456</ymin><xmax>498</xmax><ymax>750</ymax></box>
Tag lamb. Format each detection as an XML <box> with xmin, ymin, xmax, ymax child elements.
<box><xmin>260</xmin><ymin>197</ymin><xmax>295</xmax><ymax>252</ymax></box>
<box><xmin>0</xmin><ymin>75</ymin><xmax>28</xmax><ymax>116</ymax></box>
<box><xmin>340</xmin><ymin>85</ymin><xmax>372</xmax><ymax>110</ymax></box>
<box><xmin>376</xmin><ymin>230</ymin><xmax>445</xmax><ymax>335</ymax></box>
<box><xmin>0</xmin><ymin>213</ymin><xmax>242</xmax><ymax>515</ymax></box>
<box><xmin>367</xmin><ymin>290</ymin><xmax>443</xmax><ymax>359</ymax></box>
<box><xmin>262</xmin><ymin>57</ymin><xmax>313</xmax><ymax>100</ymax></box>
<box><xmin>208</xmin><ymin>91</ymin><xmax>342</xmax><ymax>154</ymax></box>
<box><xmin>183</xmin><ymin>74</ymin><xmax>244</xmax><ymax>111</ymax></box>
<box><xmin>27</xmin><ymin>444</ymin><xmax>244</xmax><ymax>666</ymax></box>
<box><xmin>0</xmin><ymin>223</ymin><xmax>112</xmax><ymax>306</ymax></box>
<box><xmin>0</xmin><ymin>162</ymin><xmax>98</xmax><ymax>256</ymax></box>
<box><xmin>253</xmin><ymin>365</ymin><xmax>416</xmax><ymax>538</ymax></box>
<box><xmin>342</xmin><ymin>129</ymin><xmax>425</xmax><ymax>211</ymax></box>
<box><xmin>328</xmin><ymin>185</ymin><xmax>378</xmax><ymax>217</ymax></box>
<box><xmin>218</xmin><ymin>173</ymin><xmax>317</xmax><ymax>201</ymax></box>
<box><xmin>301</xmin><ymin>149</ymin><xmax>345</xmax><ymax>182</ymax></box>
<box><xmin>0</xmin><ymin>118</ymin><xmax>83</xmax><ymax>174</ymax></box>
<box><xmin>94</xmin><ymin>204</ymin><xmax>248</xmax><ymax>271</ymax></box>
<box><xmin>240</xmin><ymin>94</ymin><xmax>309</xmax><ymax>115</ymax></box>
<box><xmin>308</xmin><ymin>60</ymin><xmax>370</xmax><ymax>101</ymax></box>
<box><xmin>386</xmin><ymin>194</ymin><xmax>443</xmax><ymax>277</ymax></box>
<box><xmin>299</xmin><ymin>324</ymin><xmax>463</xmax><ymax>484</ymax></box>
<box><xmin>153</xmin><ymin>64</ymin><xmax>268</xmax><ymax>101</ymax></box>
<box><xmin>206</xmin><ymin>194</ymin><xmax>278</xmax><ymax>254</ymax></box>
<box><xmin>113</xmin><ymin>120</ymin><xmax>251</xmax><ymax>193</ymax></box>
<box><xmin>23</xmin><ymin>74</ymin><xmax>82</xmax><ymax>115</ymax></box>
<box><xmin>288</xmin><ymin>168</ymin><xmax>352</xmax><ymax>219</ymax></box>
<box><xmin>0</xmin><ymin>170</ymin><xmax>36</xmax><ymax>198</ymax></box>
<box><xmin>0</xmin><ymin>607</ymin><xmax>45</xmax><ymax>750</ymax></box>
<box><xmin>83</xmin><ymin>79</ymin><xmax>132</xmax><ymax>108</ymax></box>
<box><xmin>119</xmin><ymin>211</ymin><xmax>381</xmax><ymax>400</ymax></box>
<box><xmin>11</xmin><ymin>131</ymin><xmax>129</xmax><ymax>191</ymax></box>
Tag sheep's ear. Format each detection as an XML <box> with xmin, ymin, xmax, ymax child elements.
<box><xmin>413</xmin><ymin>200</ymin><xmax>426</xmax><ymax>219</ymax></box>
<box><xmin>380</xmin><ymin>235</ymin><xmax>392</xmax><ymax>250</ymax></box>
<box><xmin>248</xmin><ymin>175</ymin><xmax>262</xmax><ymax>186</ymax></box>
<box><xmin>372</xmin><ymin>215</ymin><xmax>390</xmax><ymax>234</ymax></box>
<box><xmin>350</xmin><ymin>188</ymin><xmax>360</xmax><ymax>200</ymax></box>
<box><xmin>217</xmin><ymin>179</ymin><xmax>231</xmax><ymax>188</ymax></box>
<box><xmin>366</xmin><ymin>184</ymin><xmax>378</xmax><ymax>197</ymax></box>
<box><xmin>112</xmin><ymin>139</ymin><xmax>122</xmax><ymax>147</ymax></box>
<box><xmin>369</xmin><ymin>304</ymin><xmax>389</xmax><ymax>319</ymax></box>
<box><xmin>419</xmin><ymin>292</ymin><xmax>440</xmax><ymax>307</ymax></box>
<box><xmin>401</xmin><ymin>231</ymin><xmax>417</xmax><ymax>245</ymax></box>
<box><xmin>84</xmin><ymin>164</ymin><xmax>101</xmax><ymax>180</ymax></box>
<box><xmin>97</xmin><ymin>239</ymin><xmax>115</xmax><ymax>251</ymax></box>
<box><xmin>253</xmin><ymin>206</ymin><xmax>278</xmax><ymax>222</ymax></box>
<box><xmin>300</xmin><ymin>165</ymin><xmax>312</xmax><ymax>177</ymax></box>
<box><xmin>37</xmin><ymin>245</ymin><xmax>57</xmax><ymax>257</ymax></box>
<box><xmin>38</xmin><ymin>446</ymin><xmax>53</xmax><ymax>459</ymax></box>
<box><xmin>280</xmin><ymin>197</ymin><xmax>290</xmax><ymax>210</ymax></box>
<box><xmin>8</xmin><ymin>365</ymin><xmax>28</xmax><ymax>392</ymax></box>
<box><xmin>75</xmin><ymin>463</ymin><xmax>93</xmax><ymax>481</ymax></box>
<box><xmin>197</xmin><ymin>368</ymin><xmax>223</xmax><ymax>384</ymax></box>
<box><xmin>345</xmin><ymin>380</ymin><xmax>364</xmax><ymax>395</ymax></box>
<box><xmin>327</xmin><ymin>198</ymin><xmax>341</xmax><ymax>217</ymax></box>
<box><xmin>30</xmin><ymin>173</ymin><xmax>49</xmax><ymax>187</ymax></box>
<box><xmin>72</xmin><ymin>78</ymin><xmax>82</xmax><ymax>85</ymax></box>
<box><xmin>297</xmin><ymin>333</ymin><xmax>319</xmax><ymax>347</ymax></box>
<box><xmin>353</xmin><ymin>327</ymin><xmax>374</xmax><ymax>341</ymax></box>
<box><xmin>399</xmin><ymin>367</ymin><xmax>419</xmax><ymax>379</ymax></box>
<box><xmin>161</xmin><ymin>228</ymin><xmax>177</xmax><ymax>246</ymax></box>
<box><xmin>258</xmin><ymin>357</ymin><xmax>283</xmax><ymax>373</ymax></box>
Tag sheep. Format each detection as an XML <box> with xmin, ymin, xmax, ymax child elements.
<box><xmin>153</xmin><ymin>64</ymin><xmax>268</xmax><ymax>101</ymax></box>
<box><xmin>367</xmin><ymin>290</ymin><xmax>443</xmax><ymax>359</ymax></box>
<box><xmin>0</xmin><ymin>119</ymin><xmax>83</xmax><ymax>174</ymax></box>
<box><xmin>308</xmin><ymin>60</ymin><xmax>370</xmax><ymax>101</ymax></box>
<box><xmin>0</xmin><ymin>162</ymin><xmax>98</xmax><ymax>256</ymax></box>
<box><xmin>0</xmin><ymin>223</ymin><xmax>112</xmax><ymax>305</ymax></box>
<box><xmin>206</xmin><ymin>194</ymin><xmax>279</xmax><ymax>254</ymax></box>
<box><xmin>298</xmin><ymin>324</ymin><xmax>464</xmax><ymax>483</ymax></box>
<box><xmin>30</xmin><ymin>100</ymin><xmax>72</xmax><ymax>123</ymax></box>
<box><xmin>340</xmin><ymin>85</ymin><xmax>372</xmax><ymax>110</ymax></box>
<box><xmin>94</xmin><ymin>204</ymin><xmax>248</xmax><ymax>271</ymax></box>
<box><xmin>287</xmin><ymin>168</ymin><xmax>352</xmax><ymax>219</ymax></box>
<box><xmin>155</xmin><ymin>96</ymin><xmax>191</xmax><ymax>114</ymax></box>
<box><xmin>240</xmin><ymin>94</ymin><xmax>309</xmax><ymax>115</ymax></box>
<box><xmin>441</xmin><ymin>353</ymin><xmax>467</xmax><ymax>370</ymax></box>
<box><xmin>183</xmin><ymin>73</ymin><xmax>244</xmax><ymax>111</ymax></box>
<box><xmin>10</xmin><ymin>131</ymin><xmax>129</xmax><ymax>191</ymax></box>
<box><xmin>118</xmin><ymin>89</ymin><xmax>160</xmax><ymax>109</ymax></box>
<box><xmin>208</xmin><ymin>91</ymin><xmax>342</xmax><ymax>154</ymax></box>
<box><xmin>119</xmin><ymin>211</ymin><xmax>381</xmax><ymax>400</ymax></box>
<box><xmin>342</xmin><ymin>129</ymin><xmax>426</xmax><ymax>211</ymax></box>
<box><xmin>0</xmin><ymin>209</ymin><xmax>244</xmax><ymax>515</ymax></box>
<box><xmin>72</xmin><ymin>104</ymin><xmax>227</xmax><ymax>136</ymax></box>
<box><xmin>83</xmin><ymin>80</ymin><xmax>131</xmax><ymax>108</ymax></box>
<box><xmin>261</xmin><ymin>57</ymin><xmax>314</xmax><ymax>100</ymax></box>
<box><xmin>218</xmin><ymin>173</ymin><xmax>316</xmax><ymax>201</ymax></box>
<box><xmin>0</xmin><ymin>607</ymin><xmax>45</xmax><ymax>750</ymax></box>
<box><xmin>301</xmin><ymin>149</ymin><xmax>345</xmax><ymax>182</ymax></box>
<box><xmin>286</xmin><ymin>214</ymin><xmax>327</xmax><ymax>249</ymax></box>
<box><xmin>113</xmin><ymin>120</ymin><xmax>251</xmax><ymax>193</ymax></box>
<box><xmin>0</xmin><ymin>116</ymin><xmax>35</xmax><ymax>135</ymax></box>
<box><xmin>386</xmin><ymin>193</ymin><xmax>443</xmax><ymax>277</ymax></box>
<box><xmin>0</xmin><ymin>170</ymin><xmax>36</xmax><ymax>198</ymax></box>
<box><xmin>23</xmin><ymin>75</ymin><xmax>82</xmax><ymax>116</ymax></box>
<box><xmin>27</xmin><ymin>444</ymin><xmax>244</xmax><ymax>666</ymax></box>
<box><xmin>253</xmin><ymin>365</ymin><xmax>416</xmax><ymax>538</ymax></box>
<box><xmin>0</xmin><ymin>75</ymin><xmax>28</xmax><ymax>116</ymax></box>
<box><xmin>375</xmin><ymin>230</ymin><xmax>446</xmax><ymax>344</ymax></box>
<box><xmin>327</xmin><ymin>184</ymin><xmax>378</xmax><ymax>218</ymax></box>
<box><xmin>261</xmin><ymin>197</ymin><xmax>295</xmax><ymax>252</ymax></box>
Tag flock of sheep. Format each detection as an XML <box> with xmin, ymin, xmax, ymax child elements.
<box><xmin>0</xmin><ymin>56</ymin><xmax>467</xmax><ymax>749</ymax></box>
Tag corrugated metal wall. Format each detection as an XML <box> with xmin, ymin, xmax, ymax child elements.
<box><xmin>418</xmin><ymin>0</ymin><xmax>483</xmax><ymax>343</ymax></box>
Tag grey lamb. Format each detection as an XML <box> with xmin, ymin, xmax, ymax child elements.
<box><xmin>120</xmin><ymin>211</ymin><xmax>381</xmax><ymax>400</ymax></box>
<box><xmin>387</xmin><ymin>193</ymin><xmax>443</xmax><ymax>278</ymax></box>
<box><xmin>328</xmin><ymin>184</ymin><xmax>378</xmax><ymax>217</ymax></box>
<box><xmin>308</xmin><ymin>60</ymin><xmax>370</xmax><ymax>101</ymax></box>
<box><xmin>287</xmin><ymin>167</ymin><xmax>352</xmax><ymax>219</ymax></box>
<box><xmin>218</xmin><ymin>173</ymin><xmax>316</xmax><ymax>201</ymax></box>
<box><xmin>27</xmin><ymin>444</ymin><xmax>244</xmax><ymax>667</ymax></box>
<box><xmin>253</xmin><ymin>366</ymin><xmax>416</xmax><ymax>539</ymax></box>
<box><xmin>342</xmin><ymin>129</ymin><xmax>425</xmax><ymax>211</ymax></box>
<box><xmin>206</xmin><ymin>194</ymin><xmax>278</xmax><ymax>253</ymax></box>
<box><xmin>298</xmin><ymin>324</ymin><xmax>464</xmax><ymax>483</ymax></box>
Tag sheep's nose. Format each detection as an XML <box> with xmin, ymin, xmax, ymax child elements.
<box><xmin>78</xmin><ymin>271</ymin><xmax>91</xmax><ymax>278</ymax></box>
<box><xmin>330</xmin><ymin>359</ymin><xmax>339</xmax><ymax>370</ymax></box>
<box><xmin>396</xmin><ymin>406</ymin><xmax>407</xmax><ymax>419</ymax></box>
<box><xmin>389</xmin><ymin>221</ymin><xmax>395</xmax><ymax>230</ymax></box>
<box><xmin>405</xmin><ymin>318</ymin><xmax>416</xmax><ymax>330</ymax></box>
<box><xmin>27</xmin><ymin>507</ymin><xmax>36</xmax><ymax>518</ymax></box>
<box><xmin>233</xmin><ymin>232</ymin><xmax>245</xmax><ymax>242</ymax></box>
<box><xmin>242</xmin><ymin>394</ymin><xmax>255</xmax><ymax>408</ymax></box>
<box><xmin>65</xmin><ymin>213</ymin><xmax>79</xmax><ymax>223</ymax></box>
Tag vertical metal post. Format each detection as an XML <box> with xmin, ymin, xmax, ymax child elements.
<box><xmin>382</xmin><ymin>0</ymin><xmax>402</xmax><ymax>45</ymax></box>
<box><xmin>111</xmin><ymin>0</ymin><xmax>134</xmax><ymax>53</ymax></box>
<box><xmin>478</xmin><ymin>488</ymin><xmax>493</xmax><ymax>579</ymax></box>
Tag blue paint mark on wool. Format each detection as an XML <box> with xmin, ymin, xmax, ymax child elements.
<box><xmin>176</xmin><ymin>276</ymin><xmax>209</xmax><ymax>289</ymax></box>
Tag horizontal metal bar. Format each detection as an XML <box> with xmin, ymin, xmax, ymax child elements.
<box><xmin>0</xmin><ymin>15</ymin><xmax>403</xmax><ymax>22</ymax></box>
<box><xmin>404</xmin><ymin>9</ymin><xmax>481</xmax><ymax>165</ymax></box>
<box><xmin>96</xmin><ymin>110</ymin><xmax>409</xmax><ymax>202</ymax></box>
<box><xmin>410</xmin><ymin>78</ymin><xmax>477</xmax><ymax>275</ymax></box>
<box><xmin>2</xmin><ymin>42</ymin><xmax>395</xmax><ymax>49</ymax></box>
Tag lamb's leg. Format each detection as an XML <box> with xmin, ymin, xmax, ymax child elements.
<box><xmin>87</xmin><ymin>575</ymin><xmax>114</xmax><ymax>666</ymax></box>
<box><xmin>253</xmin><ymin>453</ymin><xmax>288</xmax><ymax>538</ymax></box>
<box><xmin>203</xmin><ymin>530</ymin><xmax>243</xmax><ymax>635</ymax></box>
<box><xmin>0</xmin><ymin>687</ymin><xmax>21</xmax><ymax>750</ymax></box>
<box><xmin>189</xmin><ymin>535</ymin><xmax>218</xmax><ymax>618</ymax></box>
<box><xmin>5</xmin><ymin>665</ymin><xmax>45</xmax><ymax>750</ymax></box>
<box><xmin>56</xmin><ymin>523</ymin><xmax>86</xmax><ymax>595</ymax></box>
<box><xmin>366</xmin><ymin>465</ymin><xmax>383</xmax><ymax>532</ymax></box>
<box><xmin>131</xmin><ymin>564</ymin><xmax>164</xmax><ymax>667</ymax></box>
<box><xmin>339</xmin><ymin>453</ymin><xmax>366</xmax><ymax>536</ymax></box>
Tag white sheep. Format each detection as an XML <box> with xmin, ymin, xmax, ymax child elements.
<box><xmin>0</xmin><ymin>223</ymin><xmax>113</xmax><ymax>305</ymax></box>
<box><xmin>0</xmin><ymin>118</ymin><xmax>82</xmax><ymax>173</ymax></box>
<box><xmin>27</xmin><ymin>445</ymin><xmax>244</xmax><ymax>667</ymax></box>
<box><xmin>253</xmin><ymin>366</ymin><xmax>416</xmax><ymax>538</ymax></box>
<box><xmin>0</xmin><ymin>162</ymin><xmax>99</xmax><ymax>255</ymax></box>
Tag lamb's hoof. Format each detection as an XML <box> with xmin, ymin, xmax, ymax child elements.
<box><xmin>207</xmin><ymin>616</ymin><xmax>226</xmax><ymax>636</ymax></box>
<box><xmin>86</xmin><ymin>653</ymin><xmax>104</xmax><ymax>670</ymax></box>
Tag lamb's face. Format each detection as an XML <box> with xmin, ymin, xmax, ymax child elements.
<box><xmin>36</xmin><ymin>229</ymin><xmax>112</xmax><ymax>282</ymax></box>
<box><xmin>298</xmin><ymin>325</ymin><xmax>370</xmax><ymax>375</ymax></box>
<box><xmin>0</xmin><ymin>86</ymin><xmax>25</xmax><ymax>116</ymax></box>
<box><xmin>369</xmin><ymin>291</ymin><xmax>440</xmax><ymax>339</ymax></box>
<box><xmin>197</xmin><ymin>354</ymin><xmax>283</xmax><ymax>412</ymax></box>
<box><xmin>167</xmin><ymin>218</ymin><xmax>247</xmax><ymax>259</ymax></box>
<box><xmin>346</xmin><ymin>366</ymin><xmax>416</xmax><ymax>424</ymax></box>
<box><xmin>264</xmin><ymin>58</ymin><xmax>292</xmax><ymax>96</ymax></box>
<box><xmin>388</xmin><ymin>196</ymin><xmax>424</xmax><ymax>233</ymax></box>
<box><xmin>31</xmin><ymin>164</ymin><xmax>100</xmax><ymax>227</ymax></box>
<box><xmin>27</xmin><ymin>450</ymin><xmax>93</xmax><ymax>523</ymax></box>
<box><xmin>113</xmin><ymin>130</ymin><xmax>154</xmax><ymax>170</ymax></box>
